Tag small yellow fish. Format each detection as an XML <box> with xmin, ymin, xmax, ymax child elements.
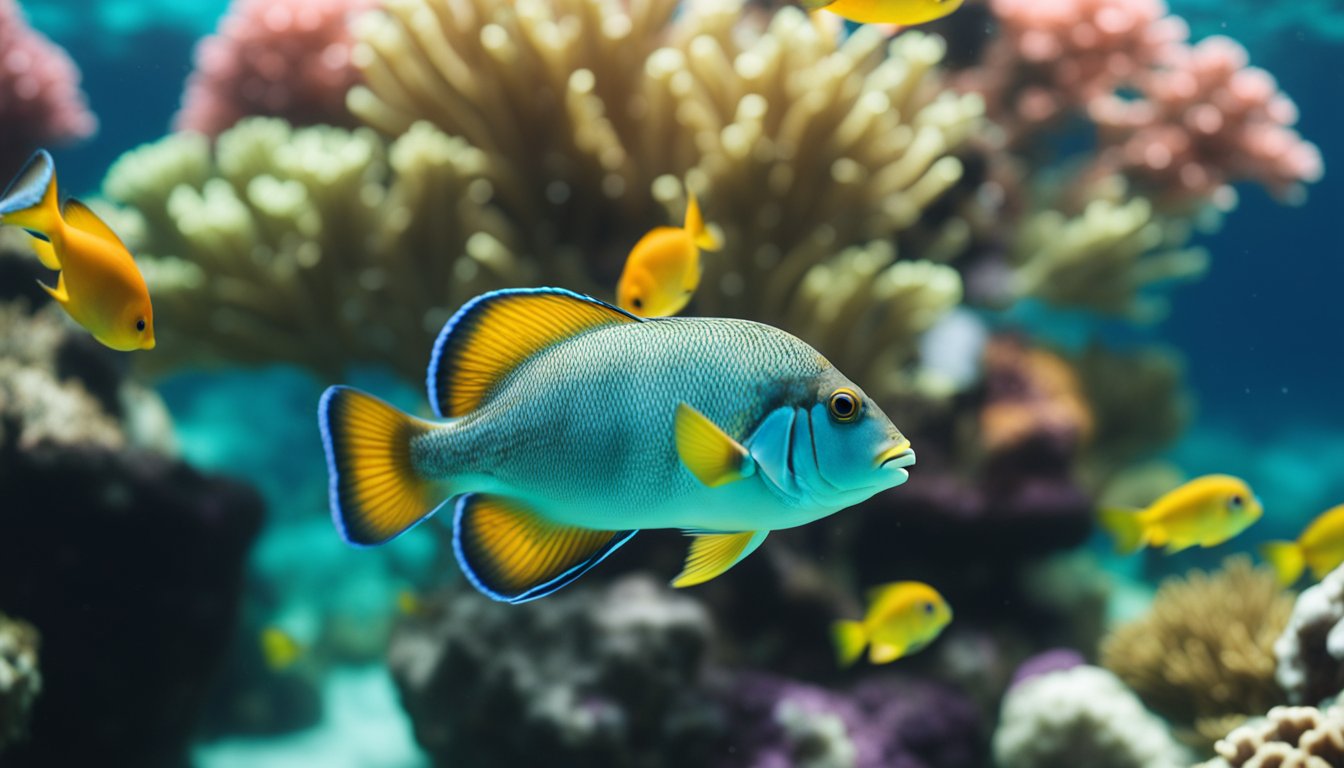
<box><xmin>259</xmin><ymin>627</ymin><xmax>303</xmax><ymax>671</ymax></box>
<box><xmin>801</xmin><ymin>0</ymin><xmax>964</xmax><ymax>26</ymax></box>
<box><xmin>616</xmin><ymin>188</ymin><xmax>720</xmax><ymax>318</ymax></box>
<box><xmin>396</xmin><ymin>589</ymin><xmax>424</xmax><ymax>616</ymax></box>
<box><xmin>1261</xmin><ymin>504</ymin><xmax>1344</xmax><ymax>586</ymax></box>
<box><xmin>832</xmin><ymin>581</ymin><xmax>952</xmax><ymax>666</ymax></box>
<box><xmin>0</xmin><ymin>150</ymin><xmax>155</xmax><ymax>351</ymax></box>
<box><xmin>1099</xmin><ymin>474</ymin><xmax>1262</xmax><ymax>555</ymax></box>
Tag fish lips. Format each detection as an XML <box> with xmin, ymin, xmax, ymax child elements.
<box><xmin>876</xmin><ymin>444</ymin><xmax>916</xmax><ymax>484</ymax></box>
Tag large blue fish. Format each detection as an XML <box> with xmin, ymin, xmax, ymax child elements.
<box><xmin>319</xmin><ymin>288</ymin><xmax>915</xmax><ymax>603</ymax></box>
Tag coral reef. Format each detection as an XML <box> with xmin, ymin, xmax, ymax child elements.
<box><xmin>1199</xmin><ymin>703</ymin><xmax>1344</xmax><ymax>768</ymax></box>
<box><xmin>175</xmin><ymin>0</ymin><xmax>374</xmax><ymax>136</ymax></box>
<box><xmin>722</xmin><ymin>673</ymin><xmax>984</xmax><ymax>768</ymax></box>
<box><xmin>0</xmin><ymin>613</ymin><xmax>39</xmax><ymax>754</ymax></box>
<box><xmin>978</xmin><ymin>336</ymin><xmax>1093</xmax><ymax>465</ymax></box>
<box><xmin>993</xmin><ymin>664</ymin><xmax>1192</xmax><ymax>768</ymax></box>
<box><xmin>388</xmin><ymin>575</ymin><xmax>724</xmax><ymax>767</ymax></box>
<box><xmin>0</xmin><ymin>0</ymin><xmax>96</xmax><ymax>176</ymax></box>
<box><xmin>1101</xmin><ymin>557</ymin><xmax>1293</xmax><ymax>747</ymax></box>
<box><xmin>1276</xmin><ymin>561</ymin><xmax>1344</xmax><ymax>706</ymax></box>
<box><xmin>0</xmin><ymin>245</ymin><xmax>264</xmax><ymax>767</ymax></box>
<box><xmin>1008</xmin><ymin>648</ymin><xmax>1086</xmax><ymax>688</ymax></box>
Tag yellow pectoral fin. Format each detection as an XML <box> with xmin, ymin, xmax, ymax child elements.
<box><xmin>38</xmin><ymin>272</ymin><xmax>69</xmax><ymax>304</ymax></box>
<box><xmin>869</xmin><ymin>642</ymin><xmax>907</xmax><ymax>665</ymax></box>
<box><xmin>454</xmin><ymin>493</ymin><xmax>636</xmax><ymax>603</ymax></box>
<box><xmin>674</xmin><ymin>403</ymin><xmax>754</xmax><ymax>487</ymax></box>
<box><xmin>671</xmin><ymin>530</ymin><xmax>767</xmax><ymax>588</ymax></box>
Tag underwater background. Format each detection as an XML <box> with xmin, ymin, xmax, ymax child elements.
<box><xmin>1</xmin><ymin>0</ymin><xmax>1343</xmax><ymax>766</ymax></box>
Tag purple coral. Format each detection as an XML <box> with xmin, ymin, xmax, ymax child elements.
<box><xmin>0</xmin><ymin>0</ymin><xmax>96</xmax><ymax>175</ymax></box>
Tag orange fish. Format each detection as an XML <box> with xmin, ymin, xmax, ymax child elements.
<box><xmin>0</xmin><ymin>150</ymin><xmax>155</xmax><ymax>351</ymax></box>
<box><xmin>616</xmin><ymin>188</ymin><xmax>720</xmax><ymax>318</ymax></box>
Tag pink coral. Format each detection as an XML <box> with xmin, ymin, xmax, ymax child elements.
<box><xmin>175</xmin><ymin>0</ymin><xmax>374</xmax><ymax>137</ymax></box>
<box><xmin>1090</xmin><ymin>36</ymin><xmax>1324</xmax><ymax>208</ymax></box>
<box><xmin>0</xmin><ymin>0</ymin><xmax>96</xmax><ymax>176</ymax></box>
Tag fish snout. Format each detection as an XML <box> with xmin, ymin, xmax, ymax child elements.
<box><xmin>875</xmin><ymin>439</ymin><xmax>916</xmax><ymax>470</ymax></box>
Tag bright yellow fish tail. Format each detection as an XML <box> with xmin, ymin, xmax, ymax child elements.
<box><xmin>683</xmin><ymin>188</ymin><xmax>721</xmax><ymax>252</ymax></box>
<box><xmin>1260</xmin><ymin>540</ymin><xmax>1306</xmax><ymax>586</ymax></box>
<box><xmin>319</xmin><ymin>386</ymin><xmax>445</xmax><ymax>546</ymax></box>
<box><xmin>0</xmin><ymin>150</ymin><xmax>63</xmax><ymax>254</ymax></box>
<box><xmin>832</xmin><ymin>620</ymin><xmax>867</xmax><ymax>667</ymax></box>
<box><xmin>1098</xmin><ymin>507</ymin><xmax>1146</xmax><ymax>555</ymax></box>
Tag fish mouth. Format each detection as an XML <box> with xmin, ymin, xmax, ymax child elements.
<box><xmin>876</xmin><ymin>442</ymin><xmax>916</xmax><ymax>470</ymax></box>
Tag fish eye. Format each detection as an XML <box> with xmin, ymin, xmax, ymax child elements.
<box><xmin>136</xmin><ymin>318</ymin><xmax>146</xmax><ymax>332</ymax></box>
<box><xmin>1228</xmin><ymin>494</ymin><xmax>1245</xmax><ymax>510</ymax></box>
<box><xmin>923</xmin><ymin>602</ymin><xmax>935</xmax><ymax>614</ymax></box>
<box><xmin>827</xmin><ymin>388</ymin><xmax>861</xmax><ymax>423</ymax></box>
<box><xmin>632</xmin><ymin>297</ymin><xmax>643</xmax><ymax>310</ymax></box>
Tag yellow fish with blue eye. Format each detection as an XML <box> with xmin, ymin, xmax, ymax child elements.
<box><xmin>1098</xmin><ymin>474</ymin><xmax>1262</xmax><ymax>555</ymax></box>
<box><xmin>801</xmin><ymin>0</ymin><xmax>964</xmax><ymax>25</ymax></box>
<box><xmin>616</xmin><ymin>188</ymin><xmax>720</xmax><ymax>318</ymax></box>
<box><xmin>1260</xmin><ymin>504</ymin><xmax>1344</xmax><ymax>586</ymax></box>
<box><xmin>833</xmin><ymin>581</ymin><xmax>952</xmax><ymax>666</ymax></box>
<box><xmin>319</xmin><ymin>287</ymin><xmax>915</xmax><ymax>604</ymax></box>
<box><xmin>0</xmin><ymin>150</ymin><xmax>155</xmax><ymax>351</ymax></box>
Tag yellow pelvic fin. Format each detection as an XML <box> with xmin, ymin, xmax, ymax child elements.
<box><xmin>28</xmin><ymin>233</ymin><xmax>60</xmax><ymax>271</ymax></box>
<box><xmin>1098</xmin><ymin>507</ymin><xmax>1146</xmax><ymax>555</ymax></box>
<box><xmin>62</xmin><ymin>198</ymin><xmax>128</xmax><ymax>248</ymax></box>
<box><xmin>671</xmin><ymin>530</ymin><xmax>766</xmax><ymax>588</ymax></box>
<box><xmin>319</xmin><ymin>386</ymin><xmax>442</xmax><ymax>546</ymax></box>
<box><xmin>682</xmin><ymin>189</ymin><xmax>720</xmax><ymax>252</ymax></box>
<box><xmin>832</xmin><ymin>620</ymin><xmax>867</xmax><ymax>667</ymax></box>
<box><xmin>37</xmin><ymin>272</ymin><xmax>68</xmax><ymax>304</ymax></box>
<box><xmin>869</xmin><ymin>642</ymin><xmax>908</xmax><ymax>665</ymax></box>
<box><xmin>454</xmin><ymin>493</ymin><xmax>635</xmax><ymax>603</ymax></box>
<box><xmin>428</xmin><ymin>288</ymin><xmax>638</xmax><ymax>419</ymax></box>
<box><xmin>0</xmin><ymin>150</ymin><xmax>60</xmax><ymax>240</ymax></box>
<box><xmin>1260</xmin><ymin>541</ymin><xmax>1306</xmax><ymax>586</ymax></box>
<box><xmin>674</xmin><ymin>403</ymin><xmax>754</xmax><ymax>487</ymax></box>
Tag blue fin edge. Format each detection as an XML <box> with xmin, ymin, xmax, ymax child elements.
<box><xmin>0</xmin><ymin>150</ymin><xmax>54</xmax><ymax>216</ymax></box>
<box><xmin>425</xmin><ymin>286</ymin><xmax>642</xmax><ymax>419</ymax></box>
<box><xmin>317</xmin><ymin>385</ymin><xmax>447</xmax><ymax>549</ymax></box>
<box><xmin>451</xmin><ymin>493</ymin><xmax>638</xmax><ymax>604</ymax></box>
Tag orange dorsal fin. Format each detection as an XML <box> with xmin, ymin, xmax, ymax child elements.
<box><xmin>61</xmin><ymin>199</ymin><xmax>127</xmax><ymax>248</ymax></box>
<box><xmin>427</xmin><ymin>288</ymin><xmax>639</xmax><ymax>419</ymax></box>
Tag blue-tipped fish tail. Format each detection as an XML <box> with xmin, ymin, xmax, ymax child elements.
<box><xmin>319</xmin><ymin>287</ymin><xmax>915</xmax><ymax>603</ymax></box>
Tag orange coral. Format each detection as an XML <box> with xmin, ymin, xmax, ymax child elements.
<box><xmin>980</xmin><ymin>337</ymin><xmax>1094</xmax><ymax>457</ymax></box>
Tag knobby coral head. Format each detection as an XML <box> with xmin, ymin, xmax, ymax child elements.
<box><xmin>0</xmin><ymin>0</ymin><xmax>96</xmax><ymax>175</ymax></box>
<box><xmin>175</xmin><ymin>0</ymin><xmax>375</xmax><ymax>136</ymax></box>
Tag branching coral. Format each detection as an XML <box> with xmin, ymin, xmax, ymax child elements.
<box><xmin>0</xmin><ymin>0</ymin><xmax>96</xmax><ymax>175</ymax></box>
<box><xmin>1276</xmin><ymin>561</ymin><xmax>1344</xmax><ymax>706</ymax></box>
<box><xmin>1200</xmin><ymin>703</ymin><xmax>1344</xmax><ymax>768</ymax></box>
<box><xmin>0</xmin><ymin>613</ymin><xmax>40</xmax><ymax>754</ymax></box>
<box><xmin>102</xmin><ymin>118</ymin><xmax>525</xmax><ymax>379</ymax></box>
<box><xmin>175</xmin><ymin>0</ymin><xmax>375</xmax><ymax>136</ymax></box>
<box><xmin>1101</xmin><ymin>557</ymin><xmax>1294</xmax><ymax>747</ymax></box>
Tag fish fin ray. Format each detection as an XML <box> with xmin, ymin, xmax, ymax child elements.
<box><xmin>671</xmin><ymin>530</ymin><xmax>767</xmax><ymax>588</ymax></box>
<box><xmin>1098</xmin><ymin>507</ymin><xmax>1145</xmax><ymax>555</ymax></box>
<box><xmin>0</xmin><ymin>150</ymin><xmax>60</xmax><ymax>240</ymax></box>
<box><xmin>832</xmin><ymin>620</ymin><xmax>866</xmax><ymax>667</ymax></box>
<box><xmin>61</xmin><ymin>198</ymin><xmax>127</xmax><ymax>248</ymax></box>
<box><xmin>453</xmin><ymin>493</ymin><xmax>636</xmax><ymax>603</ymax></box>
<box><xmin>683</xmin><ymin>189</ymin><xmax>720</xmax><ymax>251</ymax></box>
<box><xmin>427</xmin><ymin>287</ymin><xmax>639</xmax><ymax>418</ymax></box>
<box><xmin>28</xmin><ymin>233</ymin><xmax>60</xmax><ymax>271</ymax></box>
<box><xmin>674</xmin><ymin>402</ymin><xmax>754</xmax><ymax>487</ymax></box>
<box><xmin>319</xmin><ymin>386</ymin><xmax>444</xmax><ymax>546</ymax></box>
<box><xmin>1260</xmin><ymin>541</ymin><xmax>1306</xmax><ymax>586</ymax></box>
<box><xmin>37</xmin><ymin>272</ymin><xmax>68</xmax><ymax>304</ymax></box>
<box><xmin>869</xmin><ymin>642</ymin><xmax>907</xmax><ymax>664</ymax></box>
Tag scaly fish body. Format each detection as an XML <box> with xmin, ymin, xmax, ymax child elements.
<box><xmin>804</xmin><ymin>0</ymin><xmax>963</xmax><ymax>26</ymax></box>
<box><xmin>1261</xmin><ymin>504</ymin><xmax>1344</xmax><ymax>585</ymax></box>
<box><xmin>833</xmin><ymin>581</ymin><xmax>951</xmax><ymax>666</ymax></box>
<box><xmin>1100</xmin><ymin>474</ymin><xmax>1261</xmax><ymax>555</ymax></box>
<box><xmin>320</xmin><ymin>288</ymin><xmax>914</xmax><ymax>604</ymax></box>
<box><xmin>0</xmin><ymin>150</ymin><xmax>155</xmax><ymax>351</ymax></box>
